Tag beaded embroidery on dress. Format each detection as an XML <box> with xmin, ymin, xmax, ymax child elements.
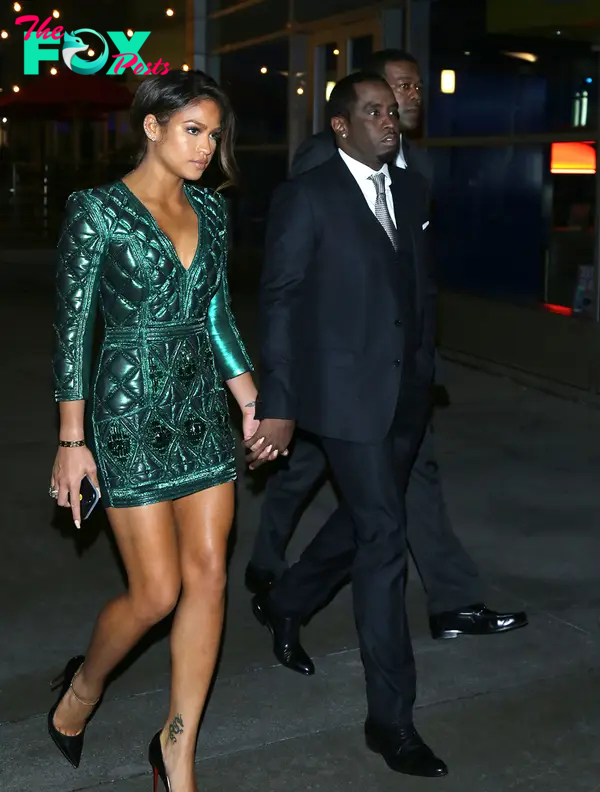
<box><xmin>52</xmin><ymin>181</ymin><xmax>252</xmax><ymax>508</ymax></box>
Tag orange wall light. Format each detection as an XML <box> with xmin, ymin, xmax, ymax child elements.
<box><xmin>551</xmin><ymin>141</ymin><xmax>596</xmax><ymax>174</ymax></box>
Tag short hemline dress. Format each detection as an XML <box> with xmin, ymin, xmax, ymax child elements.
<box><xmin>52</xmin><ymin>180</ymin><xmax>253</xmax><ymax>509</ymax></box>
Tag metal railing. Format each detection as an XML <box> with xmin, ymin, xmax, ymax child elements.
<box><xmin>0</xmin><ymin>160</ymin><xmax>129</xmax><ymax>248</ymax></box>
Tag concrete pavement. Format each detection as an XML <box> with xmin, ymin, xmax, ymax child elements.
<box><xmin>1</xmin><ymin>279</ymin><xmax>600</xmax><ymax>791</ymax></box>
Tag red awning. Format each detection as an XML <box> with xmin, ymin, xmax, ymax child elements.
<box><xmin>0</xmin><ymin>69</ymin><xmax>133</xmax><ymax>114</ymax></box>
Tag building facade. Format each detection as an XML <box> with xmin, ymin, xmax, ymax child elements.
<box><xmin>2</xmin><ymin>1</ymin><xmax>595</xmax><ymax>388</ymax></box>
<box><xmin>192</xmin><ymin>0</ymin><xmax>600</xmax><ymax>394</ymax></box>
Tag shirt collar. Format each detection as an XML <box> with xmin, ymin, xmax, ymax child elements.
<box><xmin>338</xmin><ymin>148</ymin><xmax>391</xmax><ymax>185</ymax></box>
<box><xmin>396</xmin><ymin>135</ymin><xmax>407</xmax><ymax>168</ymax></box>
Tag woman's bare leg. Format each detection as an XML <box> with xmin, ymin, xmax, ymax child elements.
<box><xmin>53</xmin><ymin>501</ymin><xmax>181</xmax><ymax>736</ymax></box>
<box><xmin>160</xmin><ymin>482</ymin><xmax>235</xmax><ymax>791</ymax></box>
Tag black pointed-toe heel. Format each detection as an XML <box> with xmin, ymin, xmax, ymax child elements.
<box><xmin>148</xmin><ymin>731</ymin><xmax>171</xmax><ymax>791</ymax></box>
<box><xmin>47</xmin><ymin>655</ymin><xmax>100</xmax><ymax>768</ymax></box>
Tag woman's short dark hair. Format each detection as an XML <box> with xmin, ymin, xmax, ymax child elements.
<box><xmin>327</xmin><ymin>71</ymin><xmax>390</xmax><ymax>121</ymax></box>
<box><xmin>130</xmin><ymin>69</ymin><xmax>237</xmax><ymax>189</ymax></box>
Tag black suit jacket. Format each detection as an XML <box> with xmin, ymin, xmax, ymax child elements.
<box><xmin>257</xmin><ymin>154</ymin><xmax>436</xmax><ymax>444</ymax></box>
<box><xmin>291</xmin><ymin>129</ymin><xmax>434</xmax><ymax>184</ymax></box>
<box><xmin>291</xmin><ymin>131</ymin><xmax>444</xmax><ymax>384</ymax></box>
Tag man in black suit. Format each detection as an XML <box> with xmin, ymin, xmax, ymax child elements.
<box><xmin>246</xmin><ymin>49</ymin><xmax>527</xmax><ymax>641</ymax></box>
<box><xmin>246</xmin><ymin>72</ymin><xmax>447</xmax><ymax>777</ymax></box>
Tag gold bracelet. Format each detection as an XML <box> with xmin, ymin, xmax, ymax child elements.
<box><xmin>58</xmin><ymin>440</ymin><xmax>86</xmax><ymax>448</ymax></box>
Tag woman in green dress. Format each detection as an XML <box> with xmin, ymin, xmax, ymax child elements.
<box><xmin>47</xmin><ymin>70</ymin><xmax>275</xmax><ymax>792</ymax></box>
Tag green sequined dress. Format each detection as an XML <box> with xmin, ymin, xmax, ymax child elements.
<box><xmin>52</xmin><ymin>181</ymin><xmax>252</xmax><ymax>508</ymax></box>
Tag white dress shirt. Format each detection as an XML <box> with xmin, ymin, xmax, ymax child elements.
<box><xmin>338</xmin><ymin>147</ymin><xmax>397</xmax><ymax>228</ymax></box>
<box><xmin>396</xmin><ymin>136</ymin><xmax>407</xmax><ymax>169</ymax></box>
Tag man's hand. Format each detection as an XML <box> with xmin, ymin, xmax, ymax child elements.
<box><xmin>245</xmin><ymin>419</ymin><xmax>295</xmax><ymax>470</ymax></box>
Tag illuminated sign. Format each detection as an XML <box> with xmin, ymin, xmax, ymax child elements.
<box><xmin>550</xmin><ymin>141</ymin><xmax>596</xmax><ymax>174</ymax></box>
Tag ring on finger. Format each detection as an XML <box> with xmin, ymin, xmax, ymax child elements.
<box><xmin>49</xmin><ymin>486</ymin><xmax>59</xmax><ymax>499</ymax></box>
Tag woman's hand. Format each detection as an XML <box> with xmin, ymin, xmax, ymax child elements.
<box><xmin>242</xmin><ymin>403</ymin><xmax>260</xmax><ymax>445</ymax></box>
<box><xmin>50</xmin><ymin>445</ymin><xmax>99</xmax><ymax>529</ymax></box>
<box><xmin>245</xmin><ymin>419</ymin><xmax>294</xmax><ymax>470</ymax></box>
<box><xmin>225</xmin><ymin>376</ymin><xmax>288</xmax><ymax>466</ymax></box>
<box><xmin>242</xmin><ymin>404</ymin><xmax>288</xmax><ymax>466</ymax></box>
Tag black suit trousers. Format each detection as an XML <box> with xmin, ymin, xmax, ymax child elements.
<box><xmin>252</xmin><ymin>423</ymin><xmax>484</xmax><ymax>616</ymax></box>
<box><xmin>273</xmin><ymin>396</ymin><xmax>427</xmax><ymax>726</ymax></box>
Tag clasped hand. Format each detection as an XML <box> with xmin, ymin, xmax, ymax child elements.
<box><xmin>244</xmin><ymin>418</ymin><xmax>295</xmax><ymax>470</ymax></box>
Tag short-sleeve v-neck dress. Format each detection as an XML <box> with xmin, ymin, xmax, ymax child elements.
<box><xmin>52</xmin><ymin>180</ymin><xmax>252</xmax><ymax>508</ymax></box>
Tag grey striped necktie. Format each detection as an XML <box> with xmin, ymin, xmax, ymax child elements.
<box><xmin>369</xmin><ymin>172</ymin><xmax>398</xmax><ymax>251</ymax></box>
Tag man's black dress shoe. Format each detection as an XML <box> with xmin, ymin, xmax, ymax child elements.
<box><xmin>430</xmin><ymin>603</ymin><xmax>528</xmax><ymax>639</ymax></box>
<box><xmin>252</xmin><ymin>593</ymin><xmax>315</xmax><ymax>676</ymax></box>
<box><xmin>245</xmin><ymin>563</ymin><xmax>277</xmax><ymax>595</ymax></box>
<box><xmin>365</xmin><ymin>720</ymin><xmax>448</xmax><ymax>777</ymax></box>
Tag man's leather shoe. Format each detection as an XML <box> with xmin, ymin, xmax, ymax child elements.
<box><xmin>245</xmin><ymin>563</ymin><xmax>276</xmax><ymax>595</ymax></box>
<box><xmin>430</xmin><ymin>603</ymin><xmax>528</xmax><ymax>639</ymax></box>
<box><xmin>365</xmin><ymin>720</ymin><xmax>448</xmax><ymax>777</ymax></box>
<box><xmin>252</xmin><ymin>593</ymin><xmax>315</xmax><ymax>676</ymax></box>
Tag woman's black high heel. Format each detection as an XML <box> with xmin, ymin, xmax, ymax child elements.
<box><xmin>149</xmin><ymin>731</ymin><xmax>172</xmax><ymax>791</ymax></box>
<box><xmin>47</xmin><ymin>655</ymin><xmax>100</xmax><ymax>768</ymax></box>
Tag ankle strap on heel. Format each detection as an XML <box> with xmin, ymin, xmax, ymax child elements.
<box><xmin>70</xmin><ymin>664</ymin><xmax>100</xmax><ymax>708</ymax></box>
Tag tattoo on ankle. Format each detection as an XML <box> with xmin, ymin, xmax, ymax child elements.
<box><xmin>168</xmin><ymin>714</ymin><xmax>184</xmax><ymax>743</ymax></box>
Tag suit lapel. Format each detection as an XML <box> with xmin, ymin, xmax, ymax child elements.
<box><xmin>326</xmin><ymin>155</ymin><xmax>399</xmax><ymax>257</ymax></box>
<box><xmin>402</xmin><ymin>136</ymin><xmax>413</xmax><ymax>171</ymax></box>
<box><xmin>390</xmin><ymin>168</ymin><xmax>416</xmax><ymax>261</ymax></box>
<box><xmin>390</xmin><ymin>169</ymin><xmax>424</xmax><ymax>312</ymax></box>
<box><xmin>320</xmin><ymin>156</ymin><xmax>424</xmax><ymax>315</ymax></box>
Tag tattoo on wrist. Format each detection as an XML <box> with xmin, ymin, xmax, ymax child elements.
<box><xmin>244</xmin><ymin>400</ymin><xmax>256</xmax><ymax>408</ymax></box>
<box><xmin>168</xmin><ymin>713</ymin><xmax>184</xmax><ymax>743</ymax></box>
